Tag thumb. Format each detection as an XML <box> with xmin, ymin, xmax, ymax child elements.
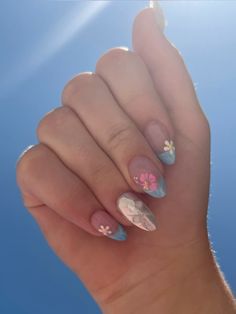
<box><xmin>132</xmin><ymin>3</ymin><xmax>211</xmax><ymax>240</ymax></box>
<box><xmin>132</xmin><ymin>2</ymin><xmax>209</xmax><ymax>139</ymax></box>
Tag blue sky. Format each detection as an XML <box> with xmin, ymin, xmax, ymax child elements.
<box><xmin>0</xmin><ymin>1</ymin><xmax>236</xmax><ymax>313</ymax></box>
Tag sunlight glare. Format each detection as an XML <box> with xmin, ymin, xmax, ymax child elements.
<box><xmin>2</xmin><ymin>1</ymin><xmax>110</xmax><ymax>97</ymax></box>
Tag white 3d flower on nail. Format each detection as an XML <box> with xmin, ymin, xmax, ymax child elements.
<box><xmin>164</xmin><ymin>140</ymin><xmax>175</xmax><ymax>155</ymax></box>
<box><xmin>98</xmin><ymin>225</ymin><xmax>112</xmax><ymax>236</ymax></box>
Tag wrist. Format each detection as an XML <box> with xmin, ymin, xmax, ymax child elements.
<box><xmin>98</xmin><ymin>235</ymin><xmax>235</xmax><ymax>314</ymax></box>
<box><xmin>173</xmin><ymin>249</ymin><xmax>236</xmax><ymax>314</ymax></box>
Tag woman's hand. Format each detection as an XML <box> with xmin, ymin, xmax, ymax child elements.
<box><xmin>16</xmin><ymin>6</ymin><xmax>235</xmax><ymax>314</ymax></box>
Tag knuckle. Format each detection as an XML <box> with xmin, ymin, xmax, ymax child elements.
<box><xmin>16</xmin><ymin>144</ymin><xmax>47</xmax><ymax>188</ymax></box>
<box><xmin>62</xmin><ymin>72</ymin><xmax>101</xmax><ymax>106</ymax></box>
<box><xmin>37</xmin><ymin>107</ymin><xmax>73</xmax><ymax>140</ymax></box>
<box><xmin>107</xmin><ymin>124</ymin><xmax>135</xmax><ymax>151</ymax></box>
<box><xmin>96</xmin><ymin>47</ymin><xmax>140</xmax><ymax>74</ymax></box>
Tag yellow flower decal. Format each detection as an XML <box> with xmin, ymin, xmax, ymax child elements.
<box><xmin>98</xmin><ymin>225</ymin><xmax>112</xmax><ymax>236</ymax></box>
<box><xmin>164</xmin><ymin>140</ymin><xmax>175</xmax><ymax>155</ymax></box>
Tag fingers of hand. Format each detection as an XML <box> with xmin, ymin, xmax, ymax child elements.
<box><xmin>16</xmin><ymin>144</ymin><xmax>128</xmax><ymax>241</ymax></box>
<box><xmin>37</xmin><ymin>106</ymin><xmax>130</xmax><ymax>225</ymax></box>
<box><xmin>36</xmin><ymin>102</ymin><xmax>160</xmax><ymax>233</ymax></box>
<box><xmin>18</xmin><ymin>20</ymin><xmax>192</xmax><ymax>241</ymax></box>
<box><xmin>62</xmin><ymin>72</ymin><xmax>168</xmax><ymax>199</ymax></box>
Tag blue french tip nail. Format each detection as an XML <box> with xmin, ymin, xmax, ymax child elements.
<box><xmin>109</xmin><ymin>224</ymin><xmax>127</xmax><ymax>241</ymax></box>
<box><xmin>146</xmin><ymin>176</ymin><xmax>166</xmax><ymax>198</ymax></box>
<box><xmin>158</xmin><ymin>151</ymin><xmax>176</xmax><ymax>165</ymax></box>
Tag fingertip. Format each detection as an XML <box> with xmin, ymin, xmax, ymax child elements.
<box><xmin>132</xmin><ymin>6</ymin><xmax>164</xmax><ymax>50</ymax></box>
<box><xmin>133</xmin><ymin>7</ymin><xmax>154</xmax><ymax>36</ymax></box>
<box><xmin>90</xmin><ymin>210</ymin><xmax>128</xmax><ymax>242</ymax></box>
<box><xmin>149</xmin><ymin>1</ymin><xmax>166</xmax><ymax>31</ymax></box>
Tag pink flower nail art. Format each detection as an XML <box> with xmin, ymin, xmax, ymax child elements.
<box><xmin>134</xmin><ymin>172</ymin><xmax>159</xmax><ymax>192</ymax></box>
<box><xmin>129</xmin><ymin>156</ymin><xmax>166</xmax><ymax>198</ymax></box>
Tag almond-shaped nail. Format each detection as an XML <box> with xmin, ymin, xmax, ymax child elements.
<box><xmin>128</xmin><ymin>156</ymin><xmax>166</xmax><ymax>198</ymax></box>
<box><xmin>91</xmin><ymin>210</ymin><xmax>127</xmax><ymax>241</ymax></box>
<box><xmin>145</xmin><ymin>121</ymin><xmax>176</xmax><ymax>165</ymax></box>
<box><xmin>117</xmin><ymin>192</ymin><xmax>157</xmax><ymax>231</ymax></box>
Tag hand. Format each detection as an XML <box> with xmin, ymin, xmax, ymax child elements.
<box><xmin>17</xmin><ymin>6</ymin><xmax>235</xmax><ymax>314</ymax></box>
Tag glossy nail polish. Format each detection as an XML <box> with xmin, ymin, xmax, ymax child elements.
<box><xmin>117</xmin><ymin>192</ymin><xmax>157</xmax><ymax>231</ymax></box>
<box><xmin>129</xmin><ymin>156</ymin><xmax>166</xmax><ymax>198</ymax></box>
<box><xmin>91</xmin><ymin>210</ymin><xmax>127</xmax><ymax>241</ymax></box>
<box><xmin>145</xmin><ymin>121</ymin><xmax>176</xmax><ymax>165</ymax></box>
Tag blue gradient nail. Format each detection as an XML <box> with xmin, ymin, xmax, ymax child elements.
<box><xmin>145</xmin><ymin>175</ymin><xmax>166</xmax><ymax>198</ymax></box>
<box><xmin>91</xmin><ymin>210</ymin><xmax>127</xmax><ymax>242</ymax></box>
<box><xmin>159</xmin><ymin>149</ymin><xmax>176</xmax><ymax>165</ymax></box>
<box><xmin>109</xmin><ymin>224</ymin><xmax>127</xmax><ymax>241</ymax></box>
<box><xmin>129</xmin><ymin>156</ymin><xmax>167</xmax><ymax>199</ymax></box>
<box><xmin>145</xmin><ymin>122</ymin><xmax>176</xmax><ymax>166</ymax></box>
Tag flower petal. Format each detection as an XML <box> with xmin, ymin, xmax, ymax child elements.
<box><xmin>149</xmin><ymin>182</ymin><xmax>158</xmax><ymax>191</ymax></box>
<box><xmin>140</xmin><ymin>172</ymin><xmax>148</xmax><ymax>182</ymax></box>
<box><xmin>148</xmin><ymin>173</ymin><xmax>156</xmax><ymax>182</ymax></box>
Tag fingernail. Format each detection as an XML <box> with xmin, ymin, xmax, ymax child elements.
<box><xmin>149</xmin><ymin>0</ymin><xmax>166</xmax><ymax>32</ymax></box>
<box><xmin>145</xmin><ymin>121</ymin><xmax>176</xmax><ymax>165</ymax></box>
<box><xmin>117</xmin><ymin>192</ymin><xmax>157</xmax><ymax>231</ymax></box>
<box><xmin>91</xmin><ymin>210</ymin><xmax>127</xmax><ymax>241</ymax></box>
<box><xmin>128</xmin><ymin>156</ymin><xmax>166</xmax><ymax>198</ymax></box>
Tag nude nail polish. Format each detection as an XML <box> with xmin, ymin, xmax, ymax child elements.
<box><xmin>91</xmin><ymin>210</ymin><xmax>127</xmax><ymax>241</ymax></box>
<box><xmin>128</xmin><ymin>156</ymin><xmax>166</xmax><ymax>198</ymax></box>
<box><xmin>145</xmin><ymin>121</ymin><xmax>176</xmax><ymax>165</ymax></box>
<box><xmin>117</xmin><ymin>192</ymin><xmax>157</xmax><ymax>231</ymax></box>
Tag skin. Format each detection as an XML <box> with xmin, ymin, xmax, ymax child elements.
<box><xmin>16</xmin><ymin>7</ymin><xmax>235</xmax><ymax>314</ymax></box>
